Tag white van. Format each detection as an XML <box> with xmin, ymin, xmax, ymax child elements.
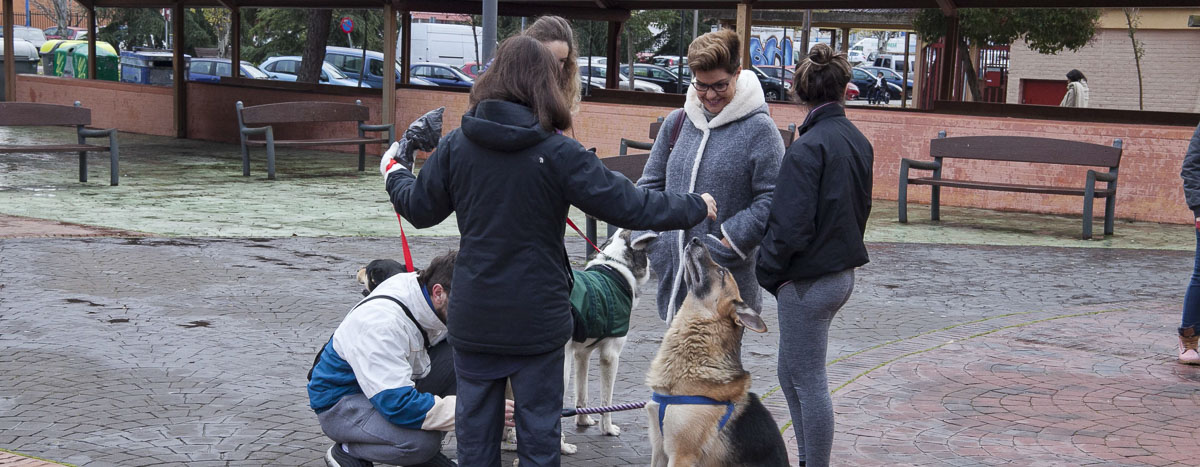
<box><xmin>848</xmin><ymin>38</ymin><xmax>877</xmax><ymax>64</ymax></box>
<box><xmin>403</xmin><ymin>23</ymin><xmax>483</xmax><ymax>69</ymax></box>
<box><xmin>873</xmin><ymin>54</ymin><xmax>917</xmax><ymax>81</ymax></box>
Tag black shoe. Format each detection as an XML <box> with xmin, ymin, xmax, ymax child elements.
<box><xmin>325</xmin><ymin>443</ymin><xmax>373</xmax><ymax>467</ymax></box>
<box><xmin>406</xmin><ymin>452</ymin><xmax>457</xmax><ymax>467</ymax></box>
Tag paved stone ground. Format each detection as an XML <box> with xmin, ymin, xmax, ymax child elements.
<box><xmin>2</xmin><ymin>126</ymin><xmax>1199</xmax><ymax>466</ymax></box>
<box><xmin>1</xmin><ymin>234</ymin><xmax>1198</xmax><ymax>466</ymax></box>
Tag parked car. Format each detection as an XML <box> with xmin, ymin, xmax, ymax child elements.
<box><xmin>187</xmin><ymin>58</ymin><xmax>270</xmax><ymax>83</ymax></box>
<box><xmin>44</xmin><ymin>26</ymin><xmax>86</xmax><ymax>40</ymax></box>
<box><xmin>1</xmin><ymin>26</ymin><xmax>47</xmax><ymax>48</ymax></box>
<box><xmin>750</xmin><ymin>65</ymin><xmax>787</xmax><ymax>101</ymax></box>
<box><xmin>756</xmin><ymin>65</ymin><xmax>794</xmax><ymax>86</ymax></box>
<box><xmin>850</xmin><ymin>67</ymin><xmax>904</xmax><ymax>100</ymax></box>
<box><xmin>323</xmin><ymin>46</ymin><xmax>400</xmax><ymax>88</ymax></box>
<box><xmin>651</xmin><ymin>55</ymin><xmax>686</xmax><ymax>69</ymax></box>
<box><xmin>578</xmin><ymin>63</ymin><xmax>663</xmax><ymax>93</ymax></box>
<box><xmin>410</xmin><ymin>62</ymin><xmax>474</xmax><ymax>88</ymax></box>
<box><xmin>260</xmin><ymin>56</ymin><xmax>363</xmax><ymax>87</ymax></box>
<box><xmin>858</xmin><ymin>66</ymin><xmax>913</xmax><ymax>96</ymax></box>
<box><xmin>461</xmin><ymin>61</ymin><xmax>484</xmax><ymax>79</ymax></box>
<box><xmin>619</xmin><ymin>63</ymin><xmax>689</xmax><ymax>94</ymax></box>
<box><xmin>845</xmin><ymin>82</ymin><xmax>860</xmax><ymax>100</ymax></box>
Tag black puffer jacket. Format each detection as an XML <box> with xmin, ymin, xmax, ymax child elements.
<box><xmin>387</xmin><ymin>100</ymin><xmax>707</xmax><ymax>355</ymax></box>
<box><xmin>756</xmin><ymin>104</ymin><xmax>873</xmax><ymax>294</ymax></box>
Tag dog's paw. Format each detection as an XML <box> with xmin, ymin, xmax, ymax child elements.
<box><xmin>560</xmin><ymin>441</ymin><xmax>578</xmax><ymax>455</ymax></box>
<box><xmin>602</xmin><ymin>422</ymin><xmax>621</xmax><ymax>437</ymax></box>
<box><xmin>575</xmin><ymin>414</ymin><xmax>596</xmax><ymax>426</ymax></box>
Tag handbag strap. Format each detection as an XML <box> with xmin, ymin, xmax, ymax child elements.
<box><xmin>667</xmin><ymin>109</ymin><xmax>686</xmax><ymax>151</ymax></box>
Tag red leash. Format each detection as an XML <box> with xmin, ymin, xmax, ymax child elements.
<box><xmin>566</xmin><ymin>218</ymin><xmax>604</xmax><ymax>256</ymax></box>
<box><xmin>386</xmin><ymin>159</ymin><xmax>417</xmax><ymax>273</ymax></box>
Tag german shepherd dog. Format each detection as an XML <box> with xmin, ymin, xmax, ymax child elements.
<box><xmin>645</xmin><ymin>238</ymin><xmax>789</xmax><ymax>466</ymax></box>
<box><xmin>504</xmin><ymin>228</ymin><xmax>651</xmax><ymax>455</ymax></box>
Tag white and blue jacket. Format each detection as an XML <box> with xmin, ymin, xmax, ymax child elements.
<box><xmin>307</xmin><ymin>272</ymin><xmax>455</xmax><ymax>431</ymax></box>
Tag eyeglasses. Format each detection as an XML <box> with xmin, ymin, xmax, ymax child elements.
<box><xmin>692</xmin><ymin>80</ymin><xmax>730</xmax><ymax>93</ymax></box>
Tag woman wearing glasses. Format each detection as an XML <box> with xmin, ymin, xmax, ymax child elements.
<box><xmin>632</xmin><ymin>28</ymin><xmax>784</xmax><ymax>323</ymax></box>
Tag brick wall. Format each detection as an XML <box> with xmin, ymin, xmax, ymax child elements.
<box><xmin>1007</xmin><ymin>28</ymin><xmax>1200</xmax><ymax>113</ymax></box>
<box><xmin>17</xmin><ymin>76</ymin><xmax>1197</xmax><ymax>225</ymax></box>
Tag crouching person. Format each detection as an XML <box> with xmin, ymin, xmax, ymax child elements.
<box><xmin>308</xmin><ymin>252</ymin><xmax>510</xmax><ymax>467</ymax></box>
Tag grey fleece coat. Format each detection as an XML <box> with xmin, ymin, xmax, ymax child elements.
<box><xmin>634</xmin><ymin>70</ymin><xmax>785</xmax><ymax>322</ymax></box>
<box><xmin>1181</xmin><ymin>124</ymin><xmax>1200</xmax><ymax>216</ymax></box>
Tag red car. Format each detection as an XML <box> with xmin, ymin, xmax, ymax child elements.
<box><xmin>845</xmin><ymin>82</ymin><xmax>860</xmax><ymax>100</ymax></box>
<box><xmin>461</xmin><ymin>62</ymin><xmax>484</xmax><ymax>79</ymax></box>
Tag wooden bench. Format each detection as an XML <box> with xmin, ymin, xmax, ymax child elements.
<box><xmin>0</xmin><ymin>101</ymin><xmax>120</xmax><ymax>186</ymax></box>
<box><xmin>898</xmin><ymin>131</ymin><xmax>1124</xmax><ymax>239</ymax></box>
<box><xmin>235</xmin><ymin>100</ymin><xmax>394</xmax><ymax>180</ymax></box>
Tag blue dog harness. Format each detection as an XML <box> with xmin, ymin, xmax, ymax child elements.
<box><xmin>651</xmin><ymin>392</ymin><xmax>736</xmax><ymax>434</ymax></box>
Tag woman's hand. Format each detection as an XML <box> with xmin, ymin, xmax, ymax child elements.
<box><xmin>701</xmin><ymin>193</ymin><xmax>718</xmax><ymax>220</ymax></box>
<box><xmin>721</xmin><ymin>237</ymin><xmax>732</xmax><ymax>249</ymax></box>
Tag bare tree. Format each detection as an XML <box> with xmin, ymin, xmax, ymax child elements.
<box><xmin>297</xmin><ymin>9</ymin><xmax>332</xmax><ymax>83</ymax></box>
<box><xmin>34</xmin><ymin>0</ymin><xmax>85</xmax><ymax>32</ymax></box>
<box><xmin>1123</xmin><ymin>8</ymin><xmax>1146</xmax><ymax>110</ymax></box>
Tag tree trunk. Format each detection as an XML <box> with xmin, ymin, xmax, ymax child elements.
<box><xmin>298</xmin><ymin>9</ymin><xmax>332</xmax><ymax>83</ymax></box>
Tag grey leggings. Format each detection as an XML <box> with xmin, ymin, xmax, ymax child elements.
<box><xmin>776</xmin><ymin>269</ymin><xmax>855</xmax><ymax>467</ymax></box>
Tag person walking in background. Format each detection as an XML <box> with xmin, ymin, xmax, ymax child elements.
<box><xmin>382</xmin><ymin>36</ymin><xmax>716</xmax><ymax>467</ymax></box>
<box><xmin>632</xmin><ymin>28</ymin><xmax>784</xmax><ymax>324</ymax></box>
<box><xmin>756</xmin><ymin>43</ymin><xmax>874</xmax><ymax>467</ymax></box>
<box><xmin>870</xmin><ymin>70</ymin><xmax>887</xmax><ymax>105</ymax></box>
<box><xmin>1060</xmin><ymin>69</ymin><xmax>1090</xmax><ymax>108</ymax></box>
<box><xmin>1177</xmin><ymin>123</ymin><xmax>1200</xmax><ymax>365</ymax></box>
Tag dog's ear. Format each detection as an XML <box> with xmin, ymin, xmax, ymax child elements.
<box><xmin>630</xmin><ymin>232</ymin><xmax>657</xmax><ymax>251</ymax></box>
<box><xmin>732</xmin><ymin>302</ymin><xmax>767</xmax><ymax>333</ymax></box>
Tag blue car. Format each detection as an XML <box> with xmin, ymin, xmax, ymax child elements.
<box><xmin>410</xmin><ymin>62</ymin><xmax>474</xmax><ymax>88</ymax></box>
<box><xmin>259</xmin><ymin>56</ymin><xmax>365</xmax><ymax>87</ymax></box>
<box><xmin>324</xmin><ymin>46</ymin><xmax>436</xmax><ymax>88</ymax></box>
<box><xmin>187</xmin><ymin>58</ymin><xmax>270</xmax><ymax>83</ymax></box>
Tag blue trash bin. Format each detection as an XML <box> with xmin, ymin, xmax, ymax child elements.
<box><xmin>119</xmin><ymin>49</ymin><xmax>187</xmax><ymax>86</ymax></box>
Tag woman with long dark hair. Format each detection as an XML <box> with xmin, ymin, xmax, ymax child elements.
<box><xmin>383</xmin><ymin>35</ymin><xmax>716</xmax><ymax>466</ymax></box>
<box><xmin>756</xmin><ymin>43</ymin><xmax>874</xmax><ymax>467</ymax></box>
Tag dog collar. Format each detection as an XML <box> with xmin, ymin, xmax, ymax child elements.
<box><xmin>651</xmin><ymin>392</ymin><xmax>735</xmax><ymax>434</ymax></box>
<box><xmin>586</xmin><ymin>264</ymin><xmax>633</xmax><ymax>298</ymax></box>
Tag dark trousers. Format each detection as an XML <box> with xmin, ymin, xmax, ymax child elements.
<box><xmin>454</xmin><ymin>348</ymin><xmax>564</xmax><ymax>467</ymax></box>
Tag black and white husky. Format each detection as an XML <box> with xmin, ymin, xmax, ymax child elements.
<box><xmin>505</xmin><ymin>228</ymin><xmax>651</xmax><ymax>454</ymax></box>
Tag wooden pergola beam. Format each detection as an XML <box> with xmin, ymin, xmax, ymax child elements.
<box><xmin>2</xmin><ymin>0</ymin><xmax>13</xmax><ymax>102</ymax></box>
<box><xmin>88</xmin><ymin>6</ymin><xmax>97</xmax><ymax>79</ymax></box>
<box><xmin>383</xmin><ymin>3</ymin><xmax>397</xmax><ymax>125</ymax></box>
<box><xmin>735</xmin><ymin>2</ymin><xmax>752</xmax><ymax>70</ymax></box>
<box><xmin>173</xmin><ymin>1</ymin><xmax>187</xmax><ymax>138</ymax></box>
<box><xmin>230</xmin><ymin>7</ymin><xmax>241</xmax><ymax>78</ymax></box>
<box><xmin>935</xmin><ymin>0</ymin><xmax>957</xmax><ymax>16</ymax></box>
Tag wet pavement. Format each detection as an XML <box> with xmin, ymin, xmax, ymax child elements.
<box><xmin>1</xmin><ymin>128</ymin><xmax>1199</xmax><ymax>466</ymax></box>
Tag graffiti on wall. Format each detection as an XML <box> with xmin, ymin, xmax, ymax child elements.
<box><xmin>750</xmin><ymin>35</ymin><xmax>794</xmax><ymax>67</ymax></box>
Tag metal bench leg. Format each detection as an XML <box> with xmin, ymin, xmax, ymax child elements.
<box><xmin>1104</xmin><ymin>195</ymin><xmax>1116</xmax><ymax>236</ymax></box>
<box><xmin>1082</xmin><ymin>193</ymin><xmax>1095</xmax><ymax>241</ymax></box>
<box><xmin>78</xmin><ymin>151</ymin><xmax>88</xmax><ymax>183</ymax></box>
<box><xmin>109</xmin><ymin>134</ymin><xmax>119</xmax><ymax>186</ymax></box>
<box><xmin>240</xmin><ymin>136</ymin><xmax>251</xmax><ymax>177</ymax></box>
<box><xmin>930</xmin><ymin>186</ymin><xmax>940</xmax><ymax>221</ymax></box>
<box><xmin>586</xmin><ymin>215</ymin><xmax>598</xmax><ymax>260</ymax></box>
<box><xmin>358</xmin><ymin>144</ymin><xmax>366</xmax><ymax>172</ymax></box>
<box><xmin>606</xmin><ymin>221</ymin><xmax>617</xmax><ymax>240</ymax></box>
<box><xmin>265</xmin><ymin>128</ymin><xmax>276</xmax><ymax>181</ymax></box>
<box><xmin>898</xmin><ymin>162</ymin><xmax>909</xmax><ymax>223</ymax></box>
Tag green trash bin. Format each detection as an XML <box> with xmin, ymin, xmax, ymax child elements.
<box><xmin>71</xmin><ymin>44</ymin><xmax>118</xmax><ymax>81</ymax></box>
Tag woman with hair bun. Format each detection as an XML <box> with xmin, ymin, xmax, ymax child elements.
<box><xmin>756</xmin><ymin>43</ymin><xmax>874</xmax><ymax>467</ymax></box>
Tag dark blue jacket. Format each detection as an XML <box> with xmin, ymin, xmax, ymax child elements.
<box><xmin>387</xmin><ymin>100</ymin><xmax>707</xmax><ymax>355</ymax></box>
<box><xmin>756</xmin><ymin>103</ymin><xmax>873</xmax><ymax>294</ymax></box>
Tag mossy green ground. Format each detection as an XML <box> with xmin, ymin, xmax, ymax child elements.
<box><xmin>1</xmin><ymin>126</ymin><xmax>1192</xmax><ymax>250</ymax></box>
